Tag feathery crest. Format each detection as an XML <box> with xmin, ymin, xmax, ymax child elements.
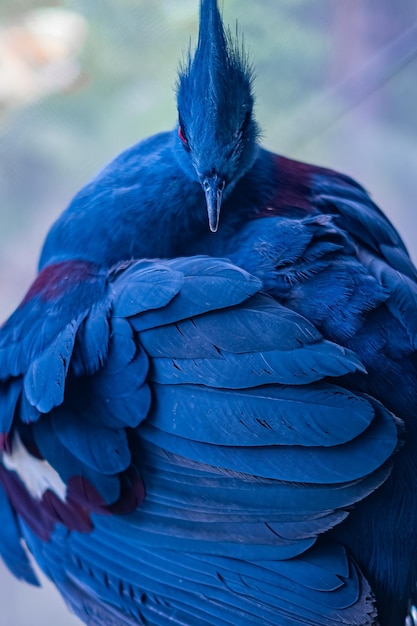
<box><xmin>176</xmin><ymin>0</ymin><xmax>259</xmax><ymax>230</ymax></box>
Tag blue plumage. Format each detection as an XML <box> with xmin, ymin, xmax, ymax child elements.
<box><xmin>0</xmin><ymin>1</ymin><xmax>417</xmax><ymax>624</ymax></box>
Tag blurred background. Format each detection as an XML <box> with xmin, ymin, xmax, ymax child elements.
<box><xmin>0</xmin><ymin>0</ymin><xmax>416</xmax><ymax>624</ymax></box>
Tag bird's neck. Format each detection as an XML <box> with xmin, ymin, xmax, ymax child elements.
<box><xmin>39</xmin><ymin>133</ymin><xmax>274</xmax><ymax>270</ymax></box>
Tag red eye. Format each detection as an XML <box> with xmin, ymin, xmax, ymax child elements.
<box><xmin>178</xmin><ymin>125</ymin><xmax>188</xmax><ymax>146</ymax></box>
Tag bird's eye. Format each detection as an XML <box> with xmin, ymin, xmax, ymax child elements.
<box><xmin>178</xmin><ymin>125</ymin><xmax>190</xmax><ymax>150</ymax></box>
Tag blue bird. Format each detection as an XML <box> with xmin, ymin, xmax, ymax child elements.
<box><xmin>1</xmin><ymin>1</ymin><xmax>417</xmax><ymax>625</ymax></box>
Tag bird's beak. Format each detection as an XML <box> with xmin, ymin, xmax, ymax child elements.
<box><xmin>202</xmin><ymin>175</ymin><xmax>226</xmax><ymax>233</ymax></box>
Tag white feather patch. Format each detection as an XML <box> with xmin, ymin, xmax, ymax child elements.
<box><xmin>2</xmin><ymin>432</ymin><xmax>67</xmax><ymax>502</ymax></box>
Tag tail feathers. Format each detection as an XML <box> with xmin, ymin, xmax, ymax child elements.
<box><xmin>24</xmin><ymin>519</ymin><xmax>378</xmax><ymax>626</ymax></box>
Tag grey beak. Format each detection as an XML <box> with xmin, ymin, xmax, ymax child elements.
<box><xmin>202</xmin><ymin>175</ymin><xmax>225</xmax><ymax>233</ymax></box>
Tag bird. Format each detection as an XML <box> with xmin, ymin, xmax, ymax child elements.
<box><xmin>1</xmin><ymin>1</ymin><xmax>417</xmax><ymax>625</ymax></box>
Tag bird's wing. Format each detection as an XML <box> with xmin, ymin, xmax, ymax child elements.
<box><xmin>312</xmin><ymin>169</ymin><xmax>417</xmax><ymax>352</ymax></box>
<box><xmin>0</xmin><ymin>254</ymin><xmax>399</xmax><ymax>624</ymax></box>
<box><xmin>230</xmin><ymin>156</ymin><xmax>417</xmax><ymax>359</ymax></box>
<box><xmin>228</xmin><ymin>157</ymin><xmax>417</xmax><ymax>622</ymax></box>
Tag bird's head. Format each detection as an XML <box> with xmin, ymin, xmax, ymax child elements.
<box><xmin>176</xmin><ymin>0</ymin><xmax>259</xmax><ymax>232</ymax></box>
